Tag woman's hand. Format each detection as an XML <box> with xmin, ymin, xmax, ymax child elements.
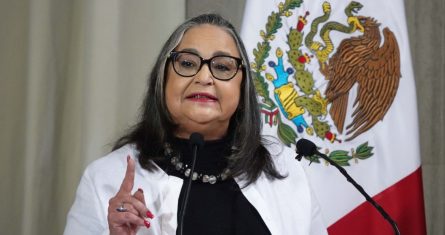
<box><xmin>108</xmin><ymin>156</ymin><xmax>154</xmax><ymax>235</ymax></box>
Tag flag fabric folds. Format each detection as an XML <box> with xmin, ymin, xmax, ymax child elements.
<box><xmin>241</xmin><ymin>0</ymin><xmax>426</xmax><ymax>234</ymax></box>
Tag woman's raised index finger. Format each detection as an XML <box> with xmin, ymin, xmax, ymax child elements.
<box><xmin>119</xmin><ymin>155</ymin><xmax>135</xmax><ymax>194</ymax></box>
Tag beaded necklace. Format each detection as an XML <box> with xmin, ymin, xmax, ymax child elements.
<box><xmin>164</xmin><ymin>143</ymin><xmax>232</xmax><ymax>184</ymax></box>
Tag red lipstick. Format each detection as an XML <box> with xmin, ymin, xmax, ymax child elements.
<box><xmin>186</xmin><ymin>92</ymin><xmax>218</xmax><ymax>102</ymax></box>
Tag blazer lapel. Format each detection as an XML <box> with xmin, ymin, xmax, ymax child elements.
<box><xmin>236</xmin><ymin>176</ymin><xmax>281</xmax><ymax>235</ymax></box>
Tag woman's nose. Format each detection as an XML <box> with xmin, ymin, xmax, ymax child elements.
<box><xmin>194</xmin><ymin>63</ymin><xmax>214</xmax><ymax>85</ymax></box>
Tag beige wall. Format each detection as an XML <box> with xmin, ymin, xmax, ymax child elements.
<box><xmin>0</xmin><ymin>0</ymin><xmax>185</xmax><ymax>234</ymax></box>
<box><xmin>405</xmin><ymin>1</ymin><xmax>445</xmax><ymax>233</ymax></box>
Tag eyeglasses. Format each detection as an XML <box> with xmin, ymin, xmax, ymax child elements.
<box><xmin>169</xmin><ymin>51</ymin><xmax>243</xmax><ymax>81</ymax></box>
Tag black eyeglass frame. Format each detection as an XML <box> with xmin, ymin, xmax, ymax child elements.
<box><xmin>169</xmin><ymin>51</ymin><xmax>244</xmax><ymax>81</ymax></box>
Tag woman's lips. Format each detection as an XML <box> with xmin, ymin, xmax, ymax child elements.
<box><xmin>186</xmin><ymin>93</ymin><xmax>218</xmax><ymax>102</ymax></box>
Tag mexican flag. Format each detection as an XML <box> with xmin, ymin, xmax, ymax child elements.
<box><xmin>241</xmin><ymin>0</ymin><xmax>426</xmax><ymax>234</ymax></box>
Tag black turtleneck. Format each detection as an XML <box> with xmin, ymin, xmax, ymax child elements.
<box><xmin>156</xmin><ymin>137</ymin><xmax>271</xmax><ymax>235</ymax></box>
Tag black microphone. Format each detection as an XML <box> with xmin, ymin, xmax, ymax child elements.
<box><xmin>178</xmin><ymin>132</ymin><xmax>204</xmax><ymax>235</ymax></box>
<box><xmin>296</xmin><ymin>138</ymin><xmax>401</xmax><ymax>235</ymax></box>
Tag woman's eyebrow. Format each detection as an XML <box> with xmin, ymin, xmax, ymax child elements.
<box><xmin>212</xmin><ymin>50</ymin><xmax>232</xmax><ymax>57</ymax></box>
<box><xmin>178</xmin><ymin>48</ymin><xmax>236</xmax><ymax>57</ymax></box>
<box><xmin>179</xmin><ymin>48</ymin><xmax>199</xmax><ymax>54</ymax></box>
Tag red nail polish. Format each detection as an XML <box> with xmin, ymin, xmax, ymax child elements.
<box><xmin>144</xmin><ymin>220</ymin><xmax>150</xmax><ymax>228</ymax></box>
<box><xmin>138</xmin><ymin>188</ymin><xmax>144</xmax><ymax>193</ymax></box>
<box><xmin>146</xmin><ymin>211</ymin><xmax>154</xmax><ymax>219</ymax></box>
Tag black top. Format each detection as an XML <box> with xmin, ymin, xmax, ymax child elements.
<box><xmin>156</xmin><ymin>137</ymin><xmax>271</xmax><ymax>235</ymax></box>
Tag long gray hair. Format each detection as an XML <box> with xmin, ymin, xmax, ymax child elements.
<box><xmin>114</xmin><ymin>13</ymin><xmax>283</xmax><ymax>185</ymax></box>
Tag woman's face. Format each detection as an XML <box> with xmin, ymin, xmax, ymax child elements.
<box><xmin>165</xmin><ymin>24</ymin><xmax>243</xmax><ymax>140</ymax></box>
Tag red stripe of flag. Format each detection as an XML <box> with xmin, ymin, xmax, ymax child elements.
<box><xmin>328</xmin><ymin>167</ymin><xmax>426</xmax><ymax>235</ymax></box>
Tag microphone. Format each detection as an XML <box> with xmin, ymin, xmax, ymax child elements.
<box><xmin>178</xmin><ymin>132</ymin><xmax>204</xmax><ymax>235</ymax></box>
<box><xmin>296</xmin><ymin>138</ymin><xmax>401</xmax><ymax>235</ymax></box>
<box><xmin>190</xmin><ymin>132</ymin><xmax>205</xmax><ymax>149</ymax></box>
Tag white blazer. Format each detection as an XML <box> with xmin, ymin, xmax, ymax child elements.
<box><xmin>64</xmin><ymin>141</ymin><xmax>328</xmax><ymax>235</ymax></box>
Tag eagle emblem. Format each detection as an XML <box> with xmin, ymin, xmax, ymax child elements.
<box><xmin>250</xmin><ymin>0</ymin><xmax>401</xmax><ymax>165</ymax></box>
<box><xmin>324</xmin><ymin>17</ymin><xmax>401</xmax><ymax>141</ymax></box>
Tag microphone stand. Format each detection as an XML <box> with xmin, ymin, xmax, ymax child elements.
<box><xmin>296</xmin><ymin>142</ymin><xmax>401</xmax><ymax>235</ymax></box>
<box><xmin>177</xmin><ymin>133</ymin><xmax>203</xmax><ymax>235</ymax></box>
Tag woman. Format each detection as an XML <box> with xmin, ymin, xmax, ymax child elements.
<box><xmin>64</xmin><ymin>14</ymin><xmax>327</xmax><ymax>235</ymax></box>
